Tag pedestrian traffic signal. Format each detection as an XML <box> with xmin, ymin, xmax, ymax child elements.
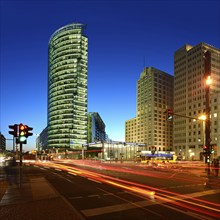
<box><xmin>167</xmin><ymin>109</ymin><xmax>173</xmax><ymax>121</ymax></box>
<box><xmin>8</xmin><ymin>124</ymin><xmax>19</xmax><ymax>137</ymax></box>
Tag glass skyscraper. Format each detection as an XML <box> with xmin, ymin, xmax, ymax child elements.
<box><xmin>47</xmin><ymin>23</ymin><xmax>88</xmax><ymax>150</ymax></box>
<box><xmin>87</xmin><ymin>112</ymin><xmax>107</xmax><ymax>143</ymax></box>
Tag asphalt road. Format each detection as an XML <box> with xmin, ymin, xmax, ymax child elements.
<box><xmin>28</xmin><ymin>160</ymin><xmax>220</xmax><ymax>220</ymax></box>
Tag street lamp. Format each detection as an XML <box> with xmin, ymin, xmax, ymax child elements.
<box><xmin>198</xmin><ymin>115</ymin><xmax>207</xmax><ymax>121</ymax></box>
<box><xmin>35</xmin><ymin>133</ymin><xmax>39</xmax><ymax>160</ymax></box>
<box><xmin>206</xmin><ymin>75</ymin><xmax>212</xmax><ymax>86</ymax></box>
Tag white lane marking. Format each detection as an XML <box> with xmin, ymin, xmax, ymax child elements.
<box><xmin>68</xmin><ymin>171</ymin><xmax>77</xmax><ymax>176</ymax></box>
<box><xmin>55</xmin><ymin>168</ymin><xmax>62</xmax><ymax>171</ymax></box>
<box><xmin>88</xmin><ymin>194</ymin><xmax>100</xmax><ymax>198</ymax></box>
<box><xmin>68</xmin><ymin>196</ymin><xmax>83</xmax><ymax>199</ymax></box>
<box><xmin>81</xmin><ymin>189</ymin><xmax>220</xmax><ymax>218</ymax></box>
<box><xmin>52</xmin><ymin>172</ymin><xmax>72</xmax><ymax>183</ymax></box>
<box><xmin>87</xmin><ymin>178</ymin><xmax>102</xmax><ymax>184</ymax></box>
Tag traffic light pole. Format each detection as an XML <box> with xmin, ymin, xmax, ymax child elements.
<box><xmin>165</xmin><ymin>110</ymin><xmax>198</xmax><ymax>121</ymax></box>
<box><xmin>8</xmin><ymin>123</ymin><xmax>33</xmax><ymax>187</ymax></box>
<box><xmin>172</xmin><ymin>113</ymin><xmax>198</xmax><ymax>120</ymax></box>
<box><xmin>19</xmin><ymin>143</ymin><xmax>23</xmax><ymax>167</ymax></box>
<box><xmin>19</xmin><ymin>143</ymin><xmax>23</xmax><ymax>187</ymax></box>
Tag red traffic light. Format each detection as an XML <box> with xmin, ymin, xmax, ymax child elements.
<box><xmin>18</xmin><ymin>124</ymin><xmax>33</xmax><ymax>137</ymax></box>
<box><xmin>20</xmin><ymin>125</ymin><xmax>25</xmax><ymax>130</ymax></box>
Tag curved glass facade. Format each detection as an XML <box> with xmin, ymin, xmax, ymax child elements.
<box><xmin>48</xmin><ymin>23</ymin><xmax>88</xmax><ymax>149</ymax></box>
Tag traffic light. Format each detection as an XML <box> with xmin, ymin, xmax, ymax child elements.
<box><xmin>167</xmin><ymin>109</ymin><xmax>173</xmax><ymax>121</ymax></box>
<box><xmin>18</xmin><ymin>124</ymin><xmax>27</xmax><ymax>143</ymax></box>
<box><xmin>25</xmin><ymin>125</ymin><xmax>33</xmax><ymax>137</ymax></box>
<box><xmin>211</xmin><ymin>146</ymin><xmax>214</xmax><ymax>154</ymax></box>
<box><xmin>8</xmin><ymin>124</ymin><xmax>19</xmax><ymax>137</ymax></box>
<box><xmin>18</xmin><ymin>124</ymin><xmax>33</xmax><ymax>144</ymax></box>
<box><xmin>9</xmin><ymin>123</ymin><xmax>33</xmax><ymax>144</ymax></box>
<box><xmin>203</xmin><ymin>146</ymin><xmax>208</xmax><ymax>154</ymax></box>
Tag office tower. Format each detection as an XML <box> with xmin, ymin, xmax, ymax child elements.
<box><xmin>0</xmin><ymin>132</ymin><xmax>6</xmax><ymax>151</ymax></box>
<box><xmin>87</xmin><ymin>112</ymin><xmax>107</xmax><ymax>143</ymax></box>
<box><xmin>125</xmin><ymin>118</ymin><xmax>137</xmax><ymax>143</ymax></box>
<box><xmin>174</xmin><ymin>43</ymin><xmax>220</xmax><ymax>160</ymax></box>
<box><xmin>48</xmin><ymin>23</ymin><xmax>88</xmax><ymax>150</ymax></box>
<box><xmin>125</xmin><ymin>67</ymin><xmax>173</xmax><ymax>152</ymax></box>
<box><xmin>36</xmin><ymin>127</ymin><xmax>48</xmax><ymax>151</ymax></box>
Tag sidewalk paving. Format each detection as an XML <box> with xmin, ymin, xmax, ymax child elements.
<box><xmin>0</xmin><ymin>166</ymin><xmax>84</xmax><ymax>220</ymax></box>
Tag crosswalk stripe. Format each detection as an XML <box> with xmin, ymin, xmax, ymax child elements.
<box><xmin>80</xmin><ymin>189</ymin><xmax>220</xmax><ymax>217</ymax></box>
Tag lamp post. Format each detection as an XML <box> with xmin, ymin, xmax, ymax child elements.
<box><xmin>198</xmin><ymin>115</ymin><xmax>206</xmax><ymax>160</ymax></box>
<box><xmin>35</xmin><ymin>133</ymin><xmax>39</xmax><ymax>160</ymax></box>
<box><xmin>82</xmin><ymin>144</ymin><xmax>84</xmax><ymax>160</ymax></box>
<box><xmin>204</xmin><ymin>51</ymin><xmax>212</xmax><ymax>176</ymax></box>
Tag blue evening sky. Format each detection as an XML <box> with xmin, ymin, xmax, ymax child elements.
<box><xmin>1</xmin><ymin>0</ymin><xmax>220</xmax><ymax>151</ymax></box>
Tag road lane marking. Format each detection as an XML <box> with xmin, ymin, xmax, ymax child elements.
<box><xmin>162</xmin><ymin>183</ymin><xmax>204</xmax><ymax>189</ymax></box>
<box><xmin>183</xmin><ymin>189</ymin><xmax>220</xmax><ymax>199</ymax></box>
<box><xmin>156</xmin><ymin>189</ymin><xmax>220</xmax><ymax>213</ymax></box>
<box><xmin>81</xmin><ymin>200</ymin><xmax>154</xmax><ymax>217</ymax></box>
<box><xmin>52</xmin><ymin>172</ymin><xmax>72</xmax><ymax>183</ymax></box>
<box><xmin>68</xmin><ymin>196</ymin><xmax>83</xmax><ymax>199</ymax></box>
<box><xmin>80</xmin><ymin>188</ymin><xmax>220</xmax><ymax>217</ymax></box>
<box><xmin>65</xmin><ymin>179</ymin><xmax>72</xmax><ymax>183</ymax></box>
<box><xmin>88</xmin><ymin>194</ymin><xmax>100</xmax><ymax>198</ymax></box>
<box><xmin>160</xmin><ymin>202</ymin><xmax>214</xmax><ymax>220</ymax></box>
<box><xmin>168</xmin><ymin>173</ymin><xmax>177</xmax><ymax>178</ymax></box>
<box><xmin>103</xmin><ymin>193</ymin><xmax>114</xmax><ymax>196</ymax></box>
<box><xmin>68</xmin><ymin>171</ymin><xmax>77</xmax><ymax>176</ymax></box>
<box><xmin>87</xmin><ymin>178</ymin><xmax>102</xmax><ymax>184</ymax></box>
<box><xmin>55</xmin><ymin>168</ymin><xmax>62</xmax><ymax>171</ymax></box>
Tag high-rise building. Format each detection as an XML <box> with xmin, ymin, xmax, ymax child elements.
<box><xmin>47</xmin><ymin>23</ymin><xmax>88</xmax><ymax>150</ymax></box>
<box><xmin>87</xmin><ymin>112</ymin><xmax>107</xmax><ymax>143</ymax></box>
<box><xmin>125</xmin><ymin>67</ymin><xmax>173</xmax><ymax>152</ymax></box>
<box><xmin>36</xmin><ymin>127</ymin><xmax>48</xmax><ymax>151</ymax></box>
<box><xmin>125</xmin><ymin>118</ymin><xmax>137</xmax><ymax>143</ymax></box>
<box><xmin>174</xmin><ymin>43</ymin><xmax>220</xmax><ymax>160</ymax></box>
<box><xmin>0</xmin><ymin>132</ymin><xmax>6</xmax><ymax>151</ymax></box>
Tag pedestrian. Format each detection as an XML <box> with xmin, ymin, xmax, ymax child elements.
<box><xmin>214</xmin><ymin>159</ymin><xmax>219</xmax><ymax>177</ymax></box>
<box><xmin>4</xmin><ymin>157</ymin><xmax>18</xmax><ymax>185</ymax></box>
<box><xmin>211</xmin><ymin>159</ymin><xmax>216</xmax><ymax>175</ymax></box>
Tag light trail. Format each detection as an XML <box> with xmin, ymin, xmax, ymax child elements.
<box><xmin>58</xmin><ymin>159</ymin><xmax>205</xmax><ymax>185</ymax></box>
<box><xmin>26</xmin><ymin>160</ymin><xmax>220</xmax><ymax>218</ymax></box>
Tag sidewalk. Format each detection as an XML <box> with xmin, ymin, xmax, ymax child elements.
<box><xmin>0</xmin><ymin>166</ymin><xmax>84</xmax><ymax>220</ymax></box>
